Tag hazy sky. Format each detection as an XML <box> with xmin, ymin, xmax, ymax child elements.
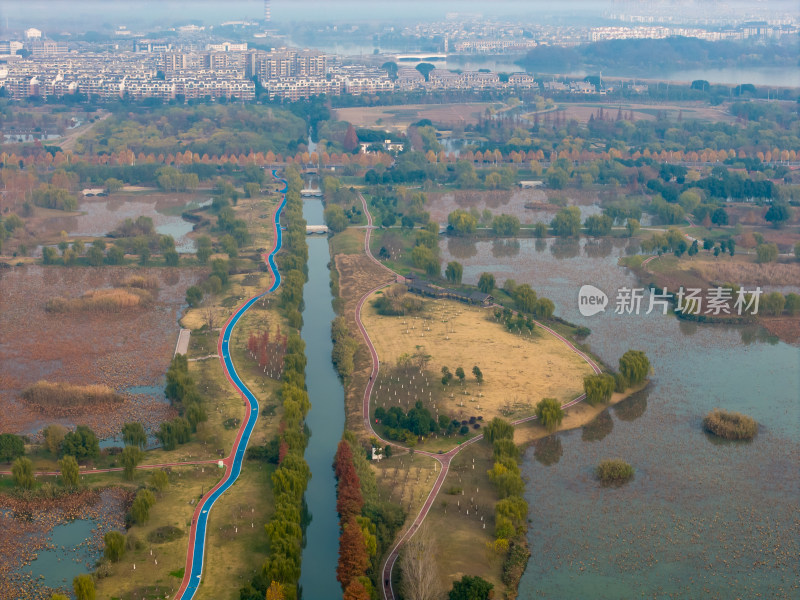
<box><xmin>1</xmin><ymin>0</ymin><xmax>797</xmax><ymax>31</ymax></box>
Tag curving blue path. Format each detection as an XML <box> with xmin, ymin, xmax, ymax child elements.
<box><xmin>178</xmin><ymin>172</ymin><xmax>288</xmax><ymax>599</ymax></box>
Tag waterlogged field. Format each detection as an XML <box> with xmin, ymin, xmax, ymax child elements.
<box><xmin>425</xmin><ymin>188</ymin><xmax>603</xmax><ymax>225</ymax></box>
<box><xmin>0</xmin><ymin>265</ymin><xmax>204</xmax><ymax>438</ymax></box>
<box><xmin>439</xmin><ymin>236</ymin><xmax>800</xmax><ymax>598</ymax></box>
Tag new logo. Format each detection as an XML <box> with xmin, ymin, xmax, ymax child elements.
<box><xmin>578</xmin><ymin>285</ymin><xmax>608</xmax><ymax>317</ymax></box>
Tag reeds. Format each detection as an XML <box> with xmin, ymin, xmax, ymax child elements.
<box><xmin>702</xmin><ymin>409</ymin><xmax>758</xmax><ymax>440</ymax></box>
<box><xmin>45</xmin><ymin>287</ymin><xmax>153</xmax><ymax>313</ymax></box>
<box><xmin>22</xmin><ymin>380</ymin><xmax>123</xmax><ymax>414</ymax></box>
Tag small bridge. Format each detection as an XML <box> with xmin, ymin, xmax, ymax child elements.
<box><xmin>306</xmin><ymin>225</ymin><xmax>329</xmax><ymax>235</ymax></box>
<box><xmin>301</xmin><ymin>188</ymin><xmax>323</xmax><ymax>197</ymax></box>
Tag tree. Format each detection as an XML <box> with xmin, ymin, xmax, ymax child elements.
<box><xmin>626</xmin><ymin>218</ymin><xmax>640</xmax><ymax>237</ymax></box>
<box><xmin>711</xmin><ymin>207</ymin><xmax>728</xmax><ymax>226</ymax></box>
<box><xmin>783</xmin><ymin>292</ymin><xmax>800</xmax><ymax>316</ymax></box>
<box><xmin>492</xmin><ymin>214</ymin><xmax>520</xmax><ymax>237</ymax></box>
<box><xmin>343</xmin><ymin>579</ymin><xmax>371</xmax><ymax>600</ymax></box>
<box><xmin>756</xmin><ymin>243</ymin><xmax>779</xmax><ymax>264</ymax></box>
<box><xmin>764</xmin><ymin>203</ymin><xmax>791</xmax><ymax>228</ymax></box>
<box><xmin>150</xmin><ymin>469</ymin><xmax>170</xmax><ymax>492</ymax></box>
<box><xmin>546</xmin><ymin>167</ymin><xmax>568</xmax><ymax>189</ymax></box>
<box><xmin>415</xmin><ymin>62</ymin><xmax>435</xmax><ymax>81</ymax></box>
<box><xmin>43</xmin><ymin>424</ymin><xmax>68</xmax><ymax>455</ymax></box>
<box><xmin>448</xmin><ymin>209</ymin><xmax>478</xmax><ymax>236</ymax></box>
<box><xmin>400</xmin><ymin>523</ymin><xmax>443</xmax><ymax>600</ymax></box>
<box><xmin>472</xmin><ymin>365</ymin><xmax>483</xmax><ymax>383</ymax></box>
<box><xmin>121</xmin><ymin>446</ymin><xmax>144</xmax><ymax>481</ymax></box>
<box><xmin>533</xmin><ymin>222</ymin><xmax>548</xmax><ymax>238</ymax></box>
<box><xmin>455</xmin><ymin>367</ymin><xmax>465</xmax><ymax>383</ymax></box>
<box><xmin>343</xmin><ymin>124</ymin><xmax>359</xmax><ymax>153</ymax></box>
<box><xmin>535</xmin><ymin>398</ymin><xmax>564</xmax><ymax>433</ymax></box>
<box><xmin>761</xmin><ymin>292</ymin><xmax>786</xmax><ymax>316</ymax></box>
<box><xmin>121</xmin><ymin>422</ymin><xmax>147</xmax><ymax>449</ymax></box>
<box><xmin>484</xmin><ymin>418</ymin><xmax>514</xmax><ymax>444</ymax></box>
<box><xmin>445</xmin><ymin>261</ymin><xmax>463</xmax><ymax>284</ymax></box>
<box><xmin>584</xmin><ymin>214</ymin><xmax>613</xmax><ymax>237</ymax></box>
<box><xmin>411</xmin><ymin>245</ymin><xmax>439</xmax><ymax>276</ymax></box>
<box><xmin>794</xmin><ymin>241</ymin><xmax>800</xmax><ymax>261</ymax></box>
<box><xmin>59</xmin><ymin>455</ymin><xmax>80</xmax><ymax>488</ymax></box>
<box><xmin>583</xmin><ymin>373</ymin><xmax>616</xmax><ymax>406</ymax></box>
<box><xmin>266</xmin><ymin>581</ymin><xmax>286</xmax><ymax>600</ymax></box>
<box><xmin>50</xmin><ymin>595</ymin><xmax>69</xmax><ymax>600</ymax></box>
<box><xmin>618</xmin><ymin>350</ymin><xmax>650</xmax><ymax>386</ymax></box>
<box><xmin>0</xmin><ymin>433</ymin><xmax>25</xmax><ymax>462</ymax></box>
<box><xmin>12</xmin><ymin>456</ymin><xmax>35</xmax><ymax>490</ymax></box>
<box><xmin>336</xmin><ymin>516</ymin><xmax>368</xmax><ymax>589</ymax></box>
<box><xmin>131</xmin><ymin>488</ymin><xmax>156</xmax><ymax>524</ymax></box>
<box><xmin>186</xmin><ymin>285</ymin><xmax>203</xmax><ymax>307</ymax></box>
<box><xmin>104</xmin><ymin>531</ymin><xmax>126</xmax><ymax>562</ymax></box>
<box><xmin>551</xmin><ymin>206</ymin><xmax>581</xmax><ymax>237</ymax></box>
<box><xmin>61</xmin><ymin>426</ymin><xmax>100</xmax><ymax>461</ymax></box>
<box><xmin>478</xmin><ymin>272</ymin><xmax>495</xmax><ymax>294</ymax></box>
<box><xmin>104</xmin><ymin>178</ymin><xmax>123</xmax><ymax>194</ymax></box>
<box><xmin>449</xmin><ymin>575</ymin><xmax>493</xmax><ymax>600</ymax></box>
<box><xmin>73</xmin><ymin>574</ymin><xmax>96</xmax><ymax>600</ymax></box>
<box><xmin>324</xmin><ymin>205</ymin><xmax>348</xmax><ymax>233</ymax></box>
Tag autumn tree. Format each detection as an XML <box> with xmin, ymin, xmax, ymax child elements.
<box><xmin>583</xmin><ymin>373</ymin><xmax>616</xmax><ymax>406</ymax></box>
<box><xmin>336</xmin><ymin>517</ymin><xmax>368</xmax><ymax>590</ymax></box>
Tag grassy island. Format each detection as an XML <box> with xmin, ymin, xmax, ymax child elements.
<box><xmin>702</xmin><ymin>409</ymin><xmax>758</xmax><ymax>440</ymax></box>
<box><xmin>596</xmin><ymin>459</ymin><xmax>635</xmax><ymax>485</ymax></box>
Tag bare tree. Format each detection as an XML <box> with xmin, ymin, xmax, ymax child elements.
<box><xmin>399</xmin><ymin>522</ymin><xmax>444</xmax><ymax>600</ymax></box>
<box><xmin>203</xmin><ymin>302</ymin><xmax>216</xmax><ymax>331</ymax></box>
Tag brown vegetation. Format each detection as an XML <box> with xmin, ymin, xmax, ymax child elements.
<box><xmin>0</xmin><ymin>266</ymin><xmax>201</xmax><ymax>437</ymax></box>
<box><xmin>122</xmin><ymin>275</ymin><xmax>160</xmax><ymax>289</ymax></box>
<box><xmin>693</xmin><ymin>260</ymin><xmax>800</xmax><ymax>287</ymax></box>
<box><xmin>702</xmin><ymin>409</ymin><xmax>758</xmax><ymax>440</ymax></box>
<box><xmin>21</xmin><ymin>381</ymin><xmax>123</xmax><ymax>415</ymax></box>
<box><xmin>45</xmin><ymin>287</ymin><xmax>154</xmax><ymax>313</ymax></box>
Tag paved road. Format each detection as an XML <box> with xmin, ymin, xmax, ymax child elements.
<box><xmin>355</xmin><ymin>192</ymin><xmax>602</xmax><ymax>599</ymax></box>
<box><xmin>174</xmin><ymin>172</ymin><xmax>288</xmax><ymax>599</ymax></box>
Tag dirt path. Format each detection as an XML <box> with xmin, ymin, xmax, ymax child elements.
<box><xmin>56</xmin><ymin>111</ymin><xmax>111</xmax><ymax>152</ymax></box>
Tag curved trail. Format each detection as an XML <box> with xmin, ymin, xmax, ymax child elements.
<box><xmin>355</xmin><ymin>193</ymin><xmax>601</xmax><ymax>599</ymax></box>
<box><xmin>174</xmin><ymin>172</ymin><xmax>288</xmax><ymax>599</ymax></box>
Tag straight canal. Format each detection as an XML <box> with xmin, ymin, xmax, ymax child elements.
<box><xmin>297</xmin><ymin>196</ymin><xmax>346</xmax><ymax>599</ymax></box>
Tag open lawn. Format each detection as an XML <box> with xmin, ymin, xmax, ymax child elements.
<box><xmin>361</xmin><ymin>293</ymin><xmax>594</xmax><ymax>437</ymax></box>
<box><xmin>95</xmin><ymin>466</ymin><xmax>223</xmax><ymax>600</ymax></box>
<box><xmin>333</xmin><ymin>103</ymin><xmax>498</xmax><ymax>130</ymax></box>
<box><xmin>421</xmin><ymin>442</ymin><xmax>503</xmax><ymax>594</ymax></box>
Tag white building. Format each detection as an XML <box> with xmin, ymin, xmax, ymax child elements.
<box><xmin>25</xmin><ymin>28</ymin><xmax>42</xmax><ymax>39</ymax></box>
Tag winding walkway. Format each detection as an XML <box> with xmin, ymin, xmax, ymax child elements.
<box><xmin>173</xmin><ymin>172</ymin><xmax>288</xmax><ymax>599</ymax></box>
<box><xmin>355</xmin><ymin>193</ymin><xmax>601</xmax><ymax>599</ymax></box>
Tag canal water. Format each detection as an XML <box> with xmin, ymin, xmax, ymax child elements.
<box><xmin>298</xmin><ymin>198</ymin><xmax>346</xmax><ymax>599</ymax></box>
<box><xmin>439</xmin><ymin>237</ymin><xmax>799</xmax><ymax>598</ymax></box>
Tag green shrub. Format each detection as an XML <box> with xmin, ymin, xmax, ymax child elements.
<box><xmin>595</xmin><ymin>459</ymin><xmax>634</xmax><ymax>485</ymax></box>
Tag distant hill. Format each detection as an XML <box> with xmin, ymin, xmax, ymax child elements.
<box><xmin>517</xmin><ymin>37</ymin><xmax>798</xmax><ymax>76</ymax></box>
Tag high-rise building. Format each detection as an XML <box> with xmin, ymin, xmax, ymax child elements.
<box><xmin>264</xmin><ymin>0</ymin><xmax>271</xmax><ymax>23</ymax></box>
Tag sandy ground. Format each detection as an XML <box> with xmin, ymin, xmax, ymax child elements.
<box><xmin>361</xmin><ymin>293</ymin><xmax>594</xmax><ymax>424</ymax></box>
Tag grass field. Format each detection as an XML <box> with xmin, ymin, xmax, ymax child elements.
<box><xmin>361</xmin><ymin>292</ymin><xmax>593</xmax><ymax>434</ymax></box>
<box><xmin>421</xmin><ymin>441</ymin><xmax>503</xmax><ymax>594</ymax></box>
<box><xmin>333</xmin><ymin>102</ymin><xmax>498</xmax><ymax>130</ymax></box>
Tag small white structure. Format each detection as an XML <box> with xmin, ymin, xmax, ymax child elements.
<box><xmin>371</xmin><ymin>447</ymin><xmax>383</xmax><ymax>461</ymax></box>
<box><xmin>25</xmin><ymin>27</ymin><xmax>42</xmax><ymax>39</ymax></box>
